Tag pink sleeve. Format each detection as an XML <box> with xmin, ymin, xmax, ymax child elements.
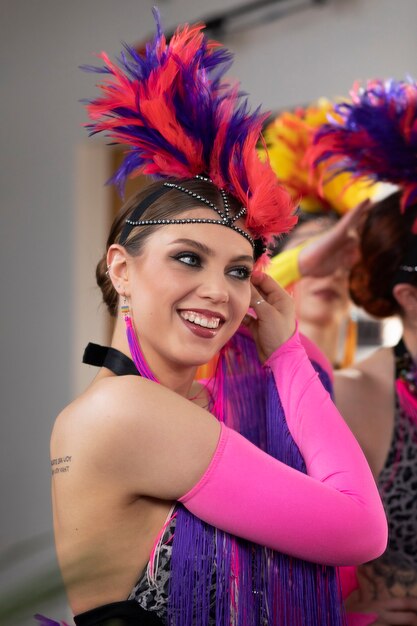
<box><xmin>299</xmin><ymin>332</ymin><xmax>334</xmax><ymax>384</ymax></box>
<box><xmin>179</xmin><ymin>330</ymin><xmax>387</xmax><ymax>566</ymax></box>
<box><xmin>339</xmin><ymin>567</ymin><xmax>378</xmax><ymax>625</ymax></box>
<box><xmin>346</xmin><ymin>615</ymin><xmax>378</xmax><ymax>626</ymax></box>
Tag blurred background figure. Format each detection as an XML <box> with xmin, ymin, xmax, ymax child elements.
<box><xmin>261</xmin><ymin>100</ymin><xmax>380</xmax><ymax>368</ymax></box>
<box><xmin>313</xmin><ymin>78</ymin><xmax>417</xmax><ymax>625</ymax></box>
<box><xmin>335</xmin><ymin>193</ymin><xmax>417</xmax><ymax>624</ymax></box>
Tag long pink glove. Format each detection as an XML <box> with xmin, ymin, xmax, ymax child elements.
<box><xmin>299</xmin><ymin>331</ymin><xmax>334</xmax><ymax>384</ymax></box>
<box><xmin>339</xmin><ymin>568</ymin><xmax>378</xmax><ymax>625</ymax></box>
<box><xmin>346</xmin><ymin>615</ymin><xmax>377</xmax><ymax>626</ymax></box>
<box><xmin>179</xmin><ymin>329</ymin><xmax>387</xmax><ymax>566</ymax></box>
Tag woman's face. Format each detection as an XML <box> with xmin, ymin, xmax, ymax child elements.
<box><xmin>127</xmin><ymin>208</ymin><xmax>254</xmax><ymax>370</ymax></box>
<box><xmin>285</xmin><ymin>219</ymin><xmax>351</xmax><ymax>327</ymax></box>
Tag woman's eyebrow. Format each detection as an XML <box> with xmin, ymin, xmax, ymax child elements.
<box><xmin>169</xmin><ymin>238</ymin><xmax>253</xmax><ymax>264</ymax></box>
<box><xmin>169</xmin><ymin>238</ymin><xmax>212</xmax><ymax>255</ymax></box>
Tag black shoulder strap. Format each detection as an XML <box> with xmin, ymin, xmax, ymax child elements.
<box><xmin>393</xmin><ymin>337</ymin><xmax>411</xmax><ymax>380</ymax></box>
<box><xmin>83</xmin><ymin>342</ymin><xmax>140</xmax><ymax>377</ymax></box>
<box><xmin>394</xmin><ymin>338</ymin><xmax>407</xmax><ymax>359</ymax></box>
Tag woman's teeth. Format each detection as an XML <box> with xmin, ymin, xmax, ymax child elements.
<box><xmin>180</xmin><ymin>311</ymin><xmax>220</xmax><ymax>329</ymax></box>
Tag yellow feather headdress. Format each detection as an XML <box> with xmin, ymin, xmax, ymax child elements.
<box><xmin>260</xmin><ymin>98</ymin><xmax>380</xmax><ymax>215</ymax></box>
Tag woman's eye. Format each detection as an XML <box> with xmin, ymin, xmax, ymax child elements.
<box><xmin>173</xmin><ymin>253</ymin><xmax>201</xmax><ymax>267</ymax></box>
<box><xmin>228</xmin><ymin>266</ymin><xmax>252</xmax><ymax>280</ymax></box>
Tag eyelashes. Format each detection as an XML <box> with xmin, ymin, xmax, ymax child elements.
<box><xmin>229</xmin><ymin>266</ymin><xmax>252</xmax><ymax>280</ymax></box>
<box><xmin>173</xmin><ymin>252</ymin><xmax>201</xmax><ymax>267</ymax></box>
<box><xmin>172</xmin><ymin>252</ymin><xmax>252</xmax><ymax>281</ymax></box>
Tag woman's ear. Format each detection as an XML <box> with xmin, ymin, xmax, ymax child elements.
<box><xmin>392</xmin><ymin>283</ymin><xmax>417</xmax><ymax>315</ymax></box>
<box><xmin>107</xmin><ymin>244</ymin><xmax>130</xmax><ymax>297</ymax></box>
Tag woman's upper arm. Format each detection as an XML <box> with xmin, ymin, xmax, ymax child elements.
<box><xmin>334</xmin><ymin>370</ymin><xmax>365</xmax><ymax>436</ymax></box>
<box><xmin>89</xmin><ymin>376</ymin><xmax>222</xmax><ymax>500</ymax></box>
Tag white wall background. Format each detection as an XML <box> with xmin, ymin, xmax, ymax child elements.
<box><xmin>1</xmin><ymin>0</ymin><xmax>417</xmax><ymax>622</ymax></box>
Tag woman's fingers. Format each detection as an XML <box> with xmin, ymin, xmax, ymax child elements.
<box><xmin>346</xmin><ymin>198</ymin><xmax>373</xmax><ymax>228</ymax></box>
<box><xmin>251</xmin><ymin>271</ymin><xmax>290</xmax><ymax>302</ymax></box>
<box><xmin>250</xmin><ymin>282</ymin><xmax>267</xmax><ymax>307</ymax></box>
<box><xmin>346</xmin><ymin>594</ymin><xmax>417</xmax><ymax>626</ymax></box>
<box><xmin>250</xmin><ymin>273</ymin><xmax>294</xmax><ymax>320</ymax></box>
<box><xmin>248</xmin><ymin>272</ymin><xmax>296</xmax><ymax>361</ymax></box>
<box><xmin>298</xmin><ymin>200</ymin><xmax>372</xmax><ymax>278</ymax></box>
<box><xmin>337</xmin><ymin>199</ymin><xmax>372</xmax><ymax>231</ymax></box>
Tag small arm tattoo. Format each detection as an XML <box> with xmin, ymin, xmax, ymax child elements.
<box><xmin>51</xmin><ymin>455</ymin><xmax>72</xmax><ymax>475</ymax></box>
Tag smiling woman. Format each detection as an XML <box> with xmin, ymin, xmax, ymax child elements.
<box><xmin>46</xmin><ymin>10</ymin><xmax>387</xmax><ymax>626</ymax></box>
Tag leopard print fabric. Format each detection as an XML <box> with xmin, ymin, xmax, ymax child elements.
<box><xmin>128</xmin><ymin>511</ymin><xmax>221</xmax><ymax>625</ymax></box>
<box><xmin>370</xmin><ymin>380</ymin><xmax>417</xmax><ymax>596</ymax></box>
<box><xmin>128</xmin><ymin>512</ymin><xmax>177</xmax><ymax>622</ymax></box>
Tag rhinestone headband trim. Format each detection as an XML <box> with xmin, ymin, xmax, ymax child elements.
<box><xmin>400</xmin><ymin>264</ymin><xmax>417</xmax><ymax>272</ymax></box>
<box><xmin>124</xmin><ymin>177</ymin><xmax>255</xmax><ymax>248</ymax></box>
<box><xmin>162</xmin><ymin>182</ymin><xmax>247</xmax><ymax>226</ymax></box>
<box><xmin>125</xmin><ymin>216</ymin><xmax>255</xmax><ymax>247</ymax></box>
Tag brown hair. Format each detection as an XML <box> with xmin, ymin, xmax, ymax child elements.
<box><xmin>271</xmin><ymin>211</ymin><xmax>338</xmax><ymax>256</ymax></box>
<box><xmin>96</xmin><ymin>178</ymin><xmax>244</xmax><ymax>316</ymax></box>
<box><xmin>349</xmin><ymin>191</ymin><xmax>417</xmax><ymax>318</ymax></box>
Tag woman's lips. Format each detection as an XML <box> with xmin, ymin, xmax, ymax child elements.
<box><xmin>177</xmin><ymin>309</ymin><xmax>225</xmax><ymax>339</ymax></box>
<box><xmin>312</xmin><ymin>288</ymin><xmax>341</xmax><ymax>301</ymax></box>
<box><xmin>179</xmin><ymin>316</ymin><xmax>220</xmax><ymax>338</ymax></box>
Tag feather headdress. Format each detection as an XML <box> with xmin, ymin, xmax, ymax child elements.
<box><xmin>82</xmin><ymin>8</ymin><xmax>296</xmax><ymax>243</ymax></box>
<box><xmin>309</xmin><ymin>78</ymin><xmax>417</xmax><ymax>215</ymax></box>
<box><xmin>260</xmin><ymin>98</ymin><xmax>379</xmax><ymax>215</ymax></box>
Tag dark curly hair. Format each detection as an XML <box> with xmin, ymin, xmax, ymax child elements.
<box><xmin>349</xmin><ymin>191</ymin><xmax>417</xmax><ymax>318</ymax></box>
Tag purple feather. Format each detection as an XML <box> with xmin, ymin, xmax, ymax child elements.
<box><xmin>34</xmin><ymin>615</ymin><xmax>69</xmax><ymax>626</ymax></box>
<box><xmin>312</xmin><ymin>78</ymin><xmax>417</xmax><ymax>207</ymax></box>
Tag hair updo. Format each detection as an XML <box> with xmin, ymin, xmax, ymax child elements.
<box><xmin>96</xmin><ymin>178</ymin><xmax>245</xmax><ymax>317</ymax></box>
<box><xmin>349</xmin><ymin>191</ymin><xmax>417</xmax><ymax>318</ymax></box>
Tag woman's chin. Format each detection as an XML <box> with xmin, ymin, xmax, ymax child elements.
<box><xmin>176</xmin><ymin>331</ymin><xmax>233</xmax><ymax>363</ymax></box>
<box><xmin>301</xmin><ymin>314</ymin><xmax>340</xmax><ymax>327</ymax></box>
<box><xmin>161</xmin><ymin>342</ymin><xmax>218</xmax><ymax>370</ymax></box>
<box><xmin>184</xmin><ymin>350</ymin><xmax>219</xmax><ymax>369</ymax></box>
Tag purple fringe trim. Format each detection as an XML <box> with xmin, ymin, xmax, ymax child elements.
<box><xmin>34</xmin><ymin>616</ymin><xmax>69</xmax><ymax>626</ymax></box>
<box><xmin>125</xmin><ymin>315</ymin><xmax>158</xmax><ymax>382</ymax></box>
<box><xmin>168</xmin><ymin>331</ymin><xmax>346</xmax><ymax>625</ymax></box>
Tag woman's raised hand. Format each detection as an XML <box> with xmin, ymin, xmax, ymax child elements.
<box><xmin>245</xmin><ymin>272</ymin><xmax>296</xmax><ymax>362</ymax></box>
<box><xmin>298</xmin><ymin>200</ymin><xmax>371</xmax><ymax>278</ymax></box>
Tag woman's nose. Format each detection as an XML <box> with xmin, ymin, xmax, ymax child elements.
<box><xmin>197</xmin><ymin>273</ymin><xmax>229</xmax><ymax>303</ymax></box>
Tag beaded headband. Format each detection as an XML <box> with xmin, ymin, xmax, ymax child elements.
<box><xmin>398</xmin><ymin>234</ymin><xmax>417</xmax><ymax>278</ymax></box>
<box><xmin>119</xmin><ymin>175</ymin><xmax>263</xmax><ymax>256</ymax></box>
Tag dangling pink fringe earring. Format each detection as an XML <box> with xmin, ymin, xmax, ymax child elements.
<box><xmin>121</xmin><ymin>296</ymin><xmax>158</xmax><ymax>382</ymax></box>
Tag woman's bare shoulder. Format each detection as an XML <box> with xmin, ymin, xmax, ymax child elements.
<box><xmin>335</xmin><ymin>347</ymin><xmax>394</xmax><ymax>392</ymax></box>
<box><xmin>334</xmin><ymin>347</ymin><xmax>395</xmax><ymax>454</ymax></box>
<box><xmin>52</xmin><ymin>377</ymin><xmax>151</xmax><ymax>466</ymax></box>
<box><xmin>51</xmin><ymin>375</ymin><xmax>221</xmax><ymax>500</ymax></box>
<box><xmin>63</xmin><ymin>372</ymin><xmax>213</xmax><ymax>416</ymax></box>
<box><xmin>53</xmin><ymin>375</ymin><xmax>157</xmax><ymax>432</ymax></box>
